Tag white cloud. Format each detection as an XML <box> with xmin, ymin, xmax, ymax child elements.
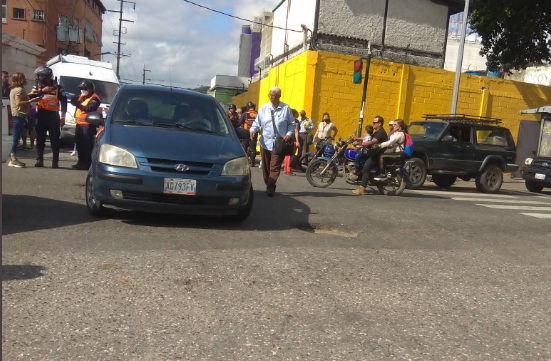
<box><xmin>100</xmin><ymin>0</ymin><xmax>280</xmax><ymax>88</ymax></box>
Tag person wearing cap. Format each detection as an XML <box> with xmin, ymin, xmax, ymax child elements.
<box><xmin>388</xmin><ymin>120</ymin><xmax>396</xmax><ymax>137</ymax></box>
<box><xmin>228</xmin><ymin>104</ymin><xmax>239</xmax><ymax>128</ymax></box>
<box><xmin>71</xmin><ymin>79</ymin><xmax>101</xmax><ymax>170</ymax></box>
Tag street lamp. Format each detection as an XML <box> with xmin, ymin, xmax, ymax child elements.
<box><xmin>450</xmin><ymin>0</ymin><xmax>471</xmax><ymax>115</ymax></box>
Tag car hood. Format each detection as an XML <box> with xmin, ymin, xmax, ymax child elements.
<box><xmin>108</xmin><ymin>124</ymin><xmax>245</xmax><ymax>164</ymax></box>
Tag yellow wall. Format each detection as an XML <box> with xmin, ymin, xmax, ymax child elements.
<box><xmin>233</xmin><ymin>50</ymin><xmax>551</xmax><ymax>142</ymax></box>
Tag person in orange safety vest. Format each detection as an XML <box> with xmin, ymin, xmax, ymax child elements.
<box><xmin>29</xmin><ymin>66</ymin><xmax>67</xmax><ymax>168</ymax></box>
<box><xmin>239</xmin><ymin>101</ymin><xmax>258</xmax><ymax>166</ymax></box>
<box><xmin>70</xmin><ymin>79</ymin><xmax>100</xmax><ymax>170</ymax></box>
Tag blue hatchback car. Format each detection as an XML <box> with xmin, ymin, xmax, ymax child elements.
<box><xmin>84</xmin><ymin>85</ymin><xmax>253</xmax><ymax>221</ymax></box>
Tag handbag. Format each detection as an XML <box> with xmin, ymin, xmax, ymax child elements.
<box><xmin>306</xmin><ymin>133</ymin><xmax>313</xmax><ymax>145</ymax></box>
<box><xmin>270</xmin><ymin>109</ymin><xmax>295</xmax><ymax>156</ymax></box>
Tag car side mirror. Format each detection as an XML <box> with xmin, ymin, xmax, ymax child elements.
<box><xmin>442</xmin><ymin>135</ymin><xmax>454</xmax><ymax>142</ymax></box>
<box><xmin>85</xmin><ymin>111</ymin><xmax>104</xmax><ymax>126</ymax></box>
<box><xmin>235</xmin><ymin>127</ymin><xmax>249</xmax><ymax>140</ymax></box>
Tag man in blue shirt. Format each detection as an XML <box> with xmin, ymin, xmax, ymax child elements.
<box><xmin>249</xmin><ymin>86</ymin><xmax>296</xmax><ymax>197</ymax></box>
<box><xmin>297</xmin><ymin>110</ymin><xmax>314</xmax><ymax>157</ymax></box>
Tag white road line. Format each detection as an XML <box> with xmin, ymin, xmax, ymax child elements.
<box><xmin>411</xmin><ymin>190</ymin><xmax>517</xmax><ymax>199</ymax></box>
<box><xmin>452</xmin><ymin>197</ymin><xmax>551</xmax><ymax>205</ymax></box>
<box><xmin>520</xmin><ymin>213</ymin><xmax>551</xmax><ymax>219</ymax></box>
<box><xmin>476</xmin><ymin>204</ymin><xmax>551</xmax><ymax>211</ymax></box>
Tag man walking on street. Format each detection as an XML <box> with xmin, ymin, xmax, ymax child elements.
<box><xmin>249</xmin><ymin>86</ymin><xmax>296</xmax><ymax>197</ymax></box>
<box><xmin>297</xmin><ymin>110</ymin><xmax>314</xmax><ymax>157</ymax></box>
<box><xmin>2</xmin><ymin>71</ymin><xmax>11</xmax><ymax>98</ymax></box>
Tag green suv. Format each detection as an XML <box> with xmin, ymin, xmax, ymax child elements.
<box><xmin>406</xmin><ymin>115</ymin><xmax>519</xmax><ymax>193</ymax></box>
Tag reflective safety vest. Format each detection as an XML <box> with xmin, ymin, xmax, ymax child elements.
<box><xmin>243</xmin><ymin>110</ymin><xmax>257</xmax><ymax>130</ymax></box>
<box><xmin>75</xmin><ymin>93</ymin><xmax>100</xmax><ymax>125</ymax></box>
<box><xmin>37</xmin><ymin>87</ymin><xmax>59</xmax><ymax>112</ymax></box>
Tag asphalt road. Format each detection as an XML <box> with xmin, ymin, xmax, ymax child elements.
<box><xmin>3</xmin><ymin>149</ymin><xmax>551</xmax><ymax>360</ymax></box>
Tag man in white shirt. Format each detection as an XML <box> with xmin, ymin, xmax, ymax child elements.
<box><xmin>297</xmin><ymin>110</ymin><xmax>314</xmax><ymax>156</ymax></box>
<box><xmin>249</xmin><ymin>86</ymin><xmax>296</xmax><ymax>197</ymax></box>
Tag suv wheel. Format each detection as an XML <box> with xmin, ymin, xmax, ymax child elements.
<box><xmin>406</xmin><ymin>157</ymin><xmax>427</xmax><ymax>189</ymax></box>
<box><xmin>475</xmin><ymin>165</ymin><xmax>503</xmax><ymax>193</ymax></box>
<box><xmin>432</xmin><ymin>174</ymin><xmax>457</xmax><ymax>189</ymax></box>
<box><xmin>525</xmin><ymin>180</ymin><xmax>544</xmax><ymax>193</ymax></box>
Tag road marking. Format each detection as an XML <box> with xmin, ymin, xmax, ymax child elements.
<box><xmin>520</xmin><ymin>213</ymin><xmax>551</xmax><ymax>219</ymax></box>
<box><xmin>476</xmin><ymin>204</ymin><xmax>551</xmax><ymax>211</ymax></box>
<box><xmin>411</xmin><ymin>190</ymin><xmax>517</xmax><ymax>199</ymax></box>
<box><xmin>452</xmin><ymin>197</ymin><xmax>551</xmax><ymax>205</ymax></box>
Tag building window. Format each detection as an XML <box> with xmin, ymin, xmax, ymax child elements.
<box><xmin>13</xmin><ymin>7</ymin><xmax>25</xmax><ymax>19</ymax></box>
<box><xmin>33</xmin><ymin>9</ymin><xmax>44</xmax><ymax>21</ymax></box>
<box><xmin>84</xmin><ymin>49</ymin><xmax>91</xmax><ymax>58</ymax></box>
<box><xmin>85</xmin><ymin>19</ymin><xmax>94</xmax><ymax>42</ymax></box>
<box><xmin>2</xmin><ymin>0</ymin><xmax>7</xmax><ymax>23</ymax></box>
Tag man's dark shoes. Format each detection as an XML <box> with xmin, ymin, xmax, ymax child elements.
<box><xmin>52</xmin><ymin>162</ymin><xmax>59</xmax><ymax>169</ymax></box>
<box><xmin>266</xmin><ymin>189</ymin><xmax>275</xmax><ymax>197</ymax></box>
<box><xmin>34</xmin><ymin>160</ymin><xmax>44</xmax><ymax>167</ymax></box>
<box><xmin>72</xmin><ymin>163</ymin><xmax>89</xmax><ymax>170</ymax></box>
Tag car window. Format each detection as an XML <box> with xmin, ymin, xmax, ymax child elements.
<box><xmin>408</xmin><ymin>122</ymin><xmax>447</xmax><ymax>139</ymax></box>
<box><xmin>58</xmin><ymin>76</ymin><xmax>119</xmax><ymax>104</ymax></box>
<box><xmin>445</xmin><ymin>125</ymin><xmax>471</xmax><ymax>142</ymax></box>
<box><xmin>476</xmin><ymin>127</ymin><xmax>513</xmax><ymax>146</ymax></box>
<box><xmin>111</xmin><ymin>88</ymin><xmax>231</xmax><ymax>136</ymax></box>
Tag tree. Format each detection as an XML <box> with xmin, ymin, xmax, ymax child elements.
<box><xmin>189</xmin><ymin>85</ymin><xmax>210</xmax><ymax>94</ymax></box>
<box><xmin>469</xmin><ymin>0</ymin><xmax>551</xmax><ymax>73</ymax></box>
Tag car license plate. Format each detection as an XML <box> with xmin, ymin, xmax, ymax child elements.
<box><xmin>163</xmin><ymin>178</ymin><xmax>196</xmax><ymax>195</ymax></box>
<box><xmin>535</xmin><ymin>173</ymin><xmax>546</xmax><ymax>180</ymax></box>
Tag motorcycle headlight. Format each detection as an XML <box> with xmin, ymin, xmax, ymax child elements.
<box><xmin>221</xmin><ymin>157</ymin><xmax>249</xmax><ymax>176</ymax></box>
<box><xmin>64</xmin><ymin>112</ymin><xmax>76</xmax><ymax>124</ymax></box>
<box><xmin>525</xmin><ymin>158</ymin><xmax>533</xmax><ymax>166</ymax></box>
<box><xmin>99</xmin><ymin>144</ymin><xmax>137</xmax><ymax>168</ymax></box>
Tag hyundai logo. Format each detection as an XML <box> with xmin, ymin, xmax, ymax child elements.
<box><xmin>543</xmin><ymin>162</ymin><xmax>549</xmax><ymax>168</ymax></box>
<box><xmin>174</xmin><ymin>164</ymin><xmax>190</xmax><ymax>172</ymax></box>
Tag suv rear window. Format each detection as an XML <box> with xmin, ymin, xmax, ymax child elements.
<box><xmin>476</xmin><ymin>127</ymin><xmax>513</xmax><ymax>147</ymax></box>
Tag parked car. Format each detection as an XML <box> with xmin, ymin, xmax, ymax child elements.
<box><xmin>406</xmin><ymin>114</ymin><xmax>519</xmax><ymax>193</ymax></box>
<box><xmin>522</xmin><ymin>106</ymin><xmax>551</xmax><ymax>192</ymax></box>
<box><xmin>85</xmin><ymin>84</ymin><xmax>253</xmax><ymax>221</ymax></box>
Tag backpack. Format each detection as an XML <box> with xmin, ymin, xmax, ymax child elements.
<box><xmin>403</xmin><ymin>133</ymin><xmax>414</xmax><ymax>157</ymax></box>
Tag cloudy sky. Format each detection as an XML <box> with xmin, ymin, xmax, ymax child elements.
<box><xmin>100</xmin><ymin>0</ymin><xmax>280</xmax><ymax>88</ymax></box>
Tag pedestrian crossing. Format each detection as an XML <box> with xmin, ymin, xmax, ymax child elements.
<box><xmin>409</xmin><ymin>190</ymin><xmax>551</xmax><ymax>220</ymax></box>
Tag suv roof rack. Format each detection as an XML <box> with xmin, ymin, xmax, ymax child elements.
<box><xmin>422</xmin><ymin>114</ymin><xmax>502</xmax><ymax>125</ymax></box>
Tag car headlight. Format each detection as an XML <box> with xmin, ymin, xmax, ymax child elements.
<box><xmin>99</xmin><ymin>144</ymin><xmax>137</xmax><ymax>168</ymax></box>
<box><xmin>221</xmin><ymin>157</ymin><xmax>249</xmax><ymax>176</ymax></box>
<box><xmin>64</xmin><ymin>112</ymin><xmax>75</xmax><ymax>124</ymax></box>
<box><xmin>525</xmin><ymin>158</ymin><xmax>533</xmax><ymax>166</ymax></box>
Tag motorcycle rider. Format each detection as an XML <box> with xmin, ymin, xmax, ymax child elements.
<box><xmin>352</xmin><ymin>115</ymin><xmax>388</xmax><ymax>195</ymax></box>
<box><xmin>30</xmin><ymin>66</ymin><xmax>68</xmax><ymax>168</ymax></box>
<box><xmin>228</xmin><ymin>103</ymin><xmax>240</xmax><ymax>128</ymax></box>
<box><xmin>373</xmin><ymin>119</ymin><xmax>406</xmax><ymax>180</ymax></box>
<box><xmin>71</xmin><ymin>79</ymin><xmax>101</xmax><ymax>170</ymax></box>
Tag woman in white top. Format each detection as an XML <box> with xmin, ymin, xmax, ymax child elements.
<box><xmin>374</xmin><ymin>119</ymin><xmax>406</xmax><ymax>180</ymax></box>
<box><xmin>313</xmin><ymin>112</ymin><xmax>338</xmax><ymax>150</ymax></box>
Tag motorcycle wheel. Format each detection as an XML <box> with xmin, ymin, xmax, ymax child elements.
<box><xmin>299</xmin><ymin>154</ymin><xmax>314</xmax><ymax>172</ymax></box>
<box><xmin>377</xmin><ymin>172</ymin><xmax>407</xmax><ymax>196</ymax></box>
<box><xmin>306</xmin><ymin>159</ymin><xmax>338</xmax><ymax>188</ymax></box>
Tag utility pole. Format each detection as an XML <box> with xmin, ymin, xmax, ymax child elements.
<box><xmin>108</xmin><ymin>0</ymin><xmax>135</xmax><ymax>79</ymax></box>
<box><xmin>450</xmin><ymin>0</ymin><xmax>471</xmax><ymax>115</ymax></box>
<box><xmin>142</xmin><ymin>64</ymin><xmax>151</xmax><ymax>85</ymax></box>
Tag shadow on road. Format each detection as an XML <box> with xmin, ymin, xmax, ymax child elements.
<box><xmin>2</xmin><ymin>265</ymin><xmax>46</xmax><ymax>281</ymax></box>
<box><xmin>2</xmin><ymin>194</ymin><xmax>98</xmax><ymax>236</ymax></box>
<box><xmin>118</xmin><ymin>189</ymin><xmax>327</xmax><ymax>231</ymax></box>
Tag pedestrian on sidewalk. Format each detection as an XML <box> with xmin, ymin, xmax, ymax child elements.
<box><xmin>249</xmin><ymin>86</ymin><xmax>296</xmax><ymax>197</ymax></box>
<box><xmin>284</xmin><ymin>109</ymin><xmax>301</xmax><ymax>176</ymax></box>
<box><xmin>297</xmin><ymin>110</ymin><xmax>314</xmax><ymax>157</ymax></box>
<box><xmin>8</xmin><ymin>72</ymin><xmax>40</xmax><ymax>168</ymax></box>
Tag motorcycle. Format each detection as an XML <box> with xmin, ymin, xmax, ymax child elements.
<box><xmin>305</xmin><ymin>135</ymin><xmax>410</xmax><ymax>196</ymax></box>
<box><xmin>298</xmin><ymin>138</ymin><xmax>336</xmax><ymax>172</ymax></box>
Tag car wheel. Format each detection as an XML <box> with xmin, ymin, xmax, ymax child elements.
<box><xmin>432</xmin><ymin>174</ymin><xmax>457</xmax><ymax>189</ymax></box>
<box><xmin>406</xmin><ymin>157</ymin><xmax>427</xmax><ymax>189</ymax></box>
<box><xmin>86</xmin><ymin>170</ymin><xmax>106</xmax><ymax>217</ymax></box>
<box><xmin>229</xmin><ymin>185</ymin><xmax>254</xmax><ymax>222</ymax></box>
<box><xmin>475</xmin><ymin>165</ymin><xmax>503</xmax><ymax>193</ymax></box>
<box><xmin>525</xmin><ymin>180</ymin><xmax>544</xmax><ymax>193</ymax></box>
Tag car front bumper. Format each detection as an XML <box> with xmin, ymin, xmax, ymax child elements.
<box><xmin>92</xmin><ymin>163</ymin><xmax>252</xmax><ymax>215</ymax></box>
<box><xmin>524</xmin><ymin>167</ymin><xmax>551</xmax><ymax>187</ymax></box>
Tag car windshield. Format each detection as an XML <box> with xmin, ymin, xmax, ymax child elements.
<box><xmin>110</xmin><ymin>88</ymin><xmax>231</xmax><ymax>136</ymax></box>
<box><xmin>408</xmin><ymin>122</ymin><xmax>447</xmax><ymax>139</ymax></box>
<box><xmin>59</xmin><ymin>76</ymin><xmax>119</xmax><ymax>104</ymax></box>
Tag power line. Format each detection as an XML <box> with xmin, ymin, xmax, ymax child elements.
<box><xmin>181</xmin><ymin>0</ymin><xmax>302</xmax><ymax>33</ymax></box>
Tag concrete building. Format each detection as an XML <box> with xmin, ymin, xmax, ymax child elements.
<box><xmin>207</xmin><ymin>75</ymin><xmax>249</xmax><ymax>107</ymax></box>
<box><xmin>2</xmin><ymin>0</ymin><xmax>106</xmax><ymax>66</ymax></box>
<box><xmin>2</xmin><ymin>32</ymin><xmax>46</xmax><ymax>82</ymax></box>
<box><xmin>252</xmin><ymin>0</ymin><xmax>464</xmax><ymax>81</ymax></box>
<box><xmin>237</xmin><ymin>24</ymin><xmax>261</xmax><ymax>78</ymax></box>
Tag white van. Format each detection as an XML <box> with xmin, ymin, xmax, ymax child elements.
<box><xmin>45</xmin><ymin>55</ymin><xmax>120</xmax><ymax>145</ymax></box>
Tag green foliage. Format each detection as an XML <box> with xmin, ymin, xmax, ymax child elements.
<box><xmin>469</xmin><ymin>0</ymin><xmax>551</xmax><ymax>73</ymax></box>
